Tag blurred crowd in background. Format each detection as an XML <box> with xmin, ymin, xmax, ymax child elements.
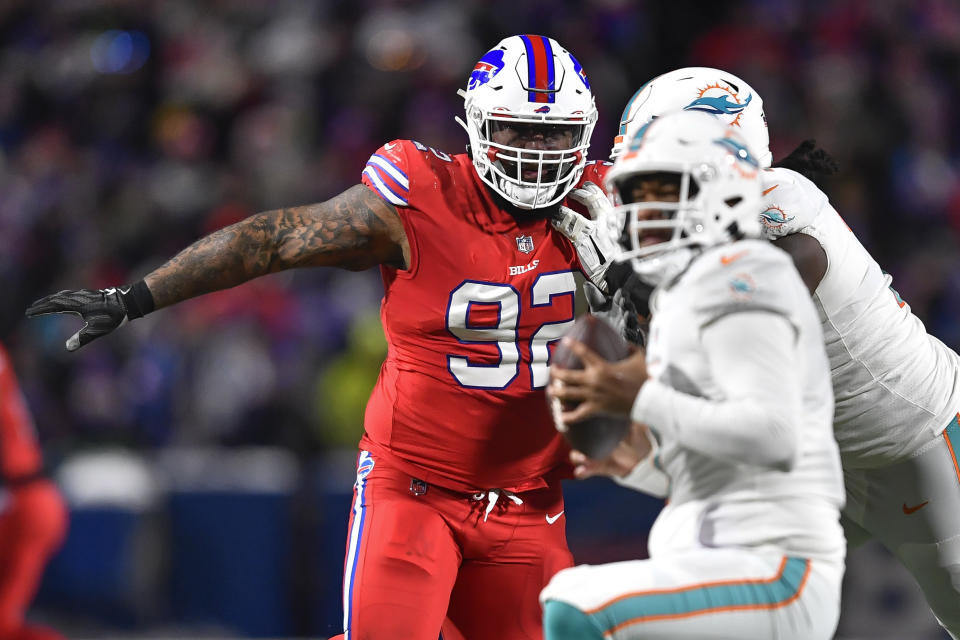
<box><xmin>5</xmin><ymin>0</ymin><xmax>960</xmax><ymax>456</ymax></box>
<box><xmin>2</xmin><ymin>0</ymin><xmax>960</xmax><ymax>637</ymax></box>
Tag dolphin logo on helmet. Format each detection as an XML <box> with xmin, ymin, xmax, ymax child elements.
<box><xmin>685</xmin><ymin>92</ymin><xmax>753</xmax><ymax>116</ymax></box>
<box><xmin>610</xmin><ymin>68</ymin><xmax>771</xmax><ymax>168</ymax></box>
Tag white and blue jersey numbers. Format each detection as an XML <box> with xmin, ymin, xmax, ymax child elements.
<box><xmin>445</xmin><ymin>271</ymin><xmax>577</xmax><ymax>390</ymax></box>
<box><xmin>530</xmin><ymin>272</ymin><xmax>580</xmax><ymax>387</ymax></box>
<box><xmin>447</xmin><ymin>281</ymin><xmax>522</xmax><ymax>389</ymax></box>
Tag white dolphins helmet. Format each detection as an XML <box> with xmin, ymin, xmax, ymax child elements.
<box><xmin>457</xmin><ymin>35</ymin><xmax>598</xmax><ymax>210</ymax></box>
<box><xmin>610</xmin><ymin>67</ymin><xmax>771</xmax><ymax>168</ymax></box>
<box><xmin>603</xmin><ymin>110</ymin><xmax>763</xmax><ymax>286</ymax></box>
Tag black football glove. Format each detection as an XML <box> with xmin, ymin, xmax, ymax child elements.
<box><xmin>26</xmin><ymin>282</ymin><xmax>154</xmax><ymax>352</ymax></box>
<box><xmin>604</xmin><ymin>261</ymin><xmax>653</xmax><ymax>319</ymax></box>
<box><xmin>583</xmin><ymin>282</ymin><xmax>645</xmax><ymax>348</ymax></box>
<box><xmin>583</xmin><ymin>262</ymin><xmax>653</xmax><ymax>348</ymax></box>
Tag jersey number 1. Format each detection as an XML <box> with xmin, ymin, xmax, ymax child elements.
<box><xmin>446</xmin><ymin>272</ymin><xmax>577</xmax><ymax>390</ymax></box>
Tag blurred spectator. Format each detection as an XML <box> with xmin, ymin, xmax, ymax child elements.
<box><xmin>6</xmin><ymin>0</ymin><xmax>958</xmax><ymax>457</ymax></box>
<box><xmin>314</xmin><ymin>309</ymin><xmax>387</xmax><ymax>448</ymax></box>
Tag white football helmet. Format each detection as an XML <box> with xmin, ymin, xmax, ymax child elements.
<box><xmin>610</xmin><ymin>67</ymin><xmax>770</xmax><ymax>168</ymax></box>
<box><xmin>457</xmin><ymin>35</ymin><xmax>598</xmax><ymax>210</ymax></box>
<box><xmin>603</xmin><ymin>110</ymin><xmax>763</xmax><ymax>286</ymax></box>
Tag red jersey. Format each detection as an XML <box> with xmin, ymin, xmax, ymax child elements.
<box><xmin>360</xmin><ymin>139</ymin><xmax>610</xmax><ymax>492</ymax></box>
<box><xmin>0</xmin><ymin>344</ymin><xmax>42</xmax><ymax>482</ymax></box>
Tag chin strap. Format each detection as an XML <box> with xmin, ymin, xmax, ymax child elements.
<box><xmin>501</xmin><ymin>180</ymin><xmax>559</xmax><ymax>210</ymax></box>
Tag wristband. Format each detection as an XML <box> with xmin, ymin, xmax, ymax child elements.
<box><xmin>119</xmin><ymin>280</ymin><xmax>156</xmax><ymax>319</ymax></box>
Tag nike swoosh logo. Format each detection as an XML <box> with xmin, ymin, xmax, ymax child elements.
<box><xmin>545</xmin><ymin>511</ymin><xmax>564</xmax><ymax>524</ymax></box>
<box><xmin>384</xmin><ymin>142</ymin><xmax>396</xmax><ymax>150</ymax></box>
<box><xmin>720</xmin><ymin>250</ymin><xmax>748</xmax><ymax>265</ymax></box>
<box><xmin>762</xmin><ymin>184</ymin><xmax>779</xmax><ymax>196</ymax></box>
<box><xmin>902</xmin><ymin>501</ymin><xmax>929</xmax><ymax>515</ymax></box>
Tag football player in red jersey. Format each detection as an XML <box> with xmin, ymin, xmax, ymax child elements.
<box><xmin>26</xmin><ymin>35</ymin><xmax>618</xmax><ymax>639</ymax></box>
<box><xmin>0</xmin><ymin>342</ymin><xmax>68</xmax><ymax>640</ymax></box>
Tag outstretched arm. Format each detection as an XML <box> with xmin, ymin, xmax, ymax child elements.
<box><xmin>147</xmin><ymin>184</ymin><xmax>408</xmax><ymax>308</ymax></box>
<box><xmin>27</xmin><ymin>184</ymin><xmax>407</xmax><ymax>350</ymax></box>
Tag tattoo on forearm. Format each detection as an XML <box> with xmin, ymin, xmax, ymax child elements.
<box><xmin>145</xmin><ymin>185</ymin><xmax>406</xmax><ymax>309</ymax></box>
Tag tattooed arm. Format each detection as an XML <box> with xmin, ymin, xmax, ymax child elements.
<box><xmin>147</xmin><ymin>184</ymin><xmax>408</xmax><ymax>309</ymax></box>
<box><xmin>26</xmin><ymin>184</ymin><xmax>408</xmax><ymax>350</ymax></box>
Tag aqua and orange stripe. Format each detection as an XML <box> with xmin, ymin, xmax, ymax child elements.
<box><xmin>585</xmin><ymin>556</ymin><xmax>812</xmax><ymax>637</ymax></box>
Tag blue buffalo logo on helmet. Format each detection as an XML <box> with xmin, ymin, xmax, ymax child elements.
<box><xmin>568</xmin><ymin>53</ymin><xmax>590</xmax><ymax>90</ymax></box>
<box><xmin>468</xmin><ymin>49</ymin><xmax>506</xmax><ymax>90</ymax></box>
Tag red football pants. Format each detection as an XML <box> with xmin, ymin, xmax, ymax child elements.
<box><xmin>339</xmin><ymin>450</ymin><xmax>573</xmax><ymax>640</ymax></box>
<box><xmin>0</xmin><ymin>480</ymin><xmax>68</xmax><ymax>640</ymax></box>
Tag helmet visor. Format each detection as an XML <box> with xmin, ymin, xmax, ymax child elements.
<box><xmin>488</xmin><ymin>119</ymin><xmax>585</xmax><ymax>184</ymax></box>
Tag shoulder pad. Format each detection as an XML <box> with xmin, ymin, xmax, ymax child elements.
<box><xmin>759</xmin><ymin>167</ymin><xmax>829</xmax><ymax>239</ymax></box>
<box><xmin>684</xmin><ymin>240</ymin><xmax>805</xmax><ymax>331</ymax></box>
<box><xmin>579</xmin><ymin>160</ymin><xmax>612</xmax><ymax>189</ymax></box>
<box><xmin>407</xmin><ymin>139</ymin><xmax>456</xmax><ymax>163</ymax></box>
<box><xmin>362</xmin><ymin>140</ymin><xmax>414</xmax><ymax>207</ymax></box>
<box><xmin>362</xmin><ymin>139</ymin><xmax>460</xmax><ymax>209</ymax></box>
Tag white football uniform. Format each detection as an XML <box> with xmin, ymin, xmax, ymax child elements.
<box><xmin>761</xmin><ymin>167</ymin><xmax>960</xmax><ymax>637</ymax></box>
<box><xmin>541</xmin><ymin>240</ymin><xmax>846</xmax><ymax>640</ymax></box>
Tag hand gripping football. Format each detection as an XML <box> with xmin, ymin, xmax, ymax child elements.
<box><xmin>550</xmin><ymin>314</ymin><xmax>632</xmax><ymax>460</ymax></box>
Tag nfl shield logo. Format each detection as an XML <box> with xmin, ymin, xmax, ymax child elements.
<box><xmin>516</xmin><ymin>235</ymin><xmax>534</xmax><ymax>254</ymax></box>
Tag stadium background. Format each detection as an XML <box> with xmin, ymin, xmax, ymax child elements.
<box><xmin>3</xmin><ymin>0</ymin><xmax>959</xmax><ymax>638</ymax></box>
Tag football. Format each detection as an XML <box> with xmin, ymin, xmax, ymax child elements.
<box><xmin>551</xmin><ymin>314</ymin><xmax>633</xmax><ymax>460</ymax></box>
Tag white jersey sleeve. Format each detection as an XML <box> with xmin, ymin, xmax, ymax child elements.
<box><xmin>760</xmin><ymin>167</ymin><xmax>960</xmax><ymax>466</ymax></box>
<box><xmin>633</xmin><ymin>298</ymin><xmax>802</xmax><ymax>471</ymax></box>
<box><xmin>638</xmin><ymin>239</ymin><xmax>844</xmax><ymax>560</ymax></box>
<box><xmin>633</xmin><ymin>242</ymin><xmax>809</xmax><ymax>469</ymax></box>
<box><xmin>614</xmin><ymin>430</ymin><xmax>670</xmax><ymax>498</ymax></box>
